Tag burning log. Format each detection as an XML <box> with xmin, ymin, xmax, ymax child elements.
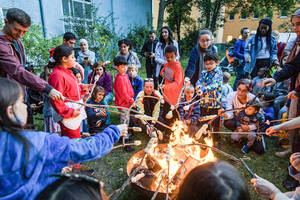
<box><xmin>171</xmin><ymin>156</ymin><xmax>200</xmax><ymax>187</ymax></box>
<box><xmin>146</xmin><ymin>154</ymin><xmax>162</xmax><ymax>173</ymax></box>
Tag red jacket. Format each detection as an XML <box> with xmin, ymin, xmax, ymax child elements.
<box><xmin>160</xmin><ymin>61</ymin><xmax>184</xmax><ymax>106</ymax></box>
<box><xmin>48</xmin><ymin>65</ymin><xmax>85</xmax><ymax>118</ymax></box>
<box><xmin>114</xmin><ymin>74</ymin><xmax>134</xmax><ymax>109</ymax></box>
<box><xmin>0</xmin><ymin>31</ymin><xmax>52</xmax><ymax>94</ymax></box>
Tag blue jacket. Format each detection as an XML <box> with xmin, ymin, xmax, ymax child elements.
<box><xmin>244</xmin><ymin>35</ymin><xmax>278</xmax><ymax>74</ymax></box>
<box><xmin>233</xmin><ymin>39</ymin><xmax>246</xmax><ymax>60</ymax></box>
<box><xmin>185</xmin><ymin>45</ymin><xmax>218</xmax><ymax>85</ymax></box>
<box><xmin>86</xmin><ymin>99</ymin><xmax>110</xmax><ymax>133</ymax></box>
<box><xmin>178</xmin><ymin>98</ymin><xmax>201</xmax><ymax>124</ymax></box>
<box><xmin>0</xmin><ymin>126</ymin><xmax>120</xmax><ymax>200</ymax></box>
<box><xmin>129</xmin><ymin>75</ymin><xmax>143</xmax><ymax>100</ymax></box>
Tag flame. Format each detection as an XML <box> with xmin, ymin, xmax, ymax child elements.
<box><xmin>144</xmin><ymin>120</ymin><xmax>215</xmax><ymax>192</ymax></box>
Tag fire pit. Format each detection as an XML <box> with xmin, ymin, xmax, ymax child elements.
<box><xmin>126</xmin><ymin>121</ymin><xmax>215</xmax><ymax>199</ymax></box>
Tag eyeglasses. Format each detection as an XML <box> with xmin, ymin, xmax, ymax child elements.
<box><xmin>144</xmin><ymin>78</ymin><xmax>154</xmax><ymax>82</ymax></box>
<box><xmin>200</xmin><ymin>39</ymin><xmax>212</xmax><ymax>44</ymax></box>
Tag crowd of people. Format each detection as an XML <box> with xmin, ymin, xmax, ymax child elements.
<box><xmin>0</xmin><ymin>6</ymin><xmax>300</xmax><ymax>200</ymax></box>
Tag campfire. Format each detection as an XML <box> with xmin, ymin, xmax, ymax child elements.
<box><xmin>127</xmin><ymin>121</ymin><xmax>215</xmax><ymax>198</ymax></box>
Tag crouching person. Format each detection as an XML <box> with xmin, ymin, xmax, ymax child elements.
<box><xmin>86</xmin><ymin>86</ymin><xmax>110</xmax><ymax>134</ymax></box>
<box><xmin>178</xmin><ymin>85</ymin><xmax>200</xmax><ymax>137</ymax></box>
<box><xmin>131</xmin><ymin>78</ymin><xmax>163</xmax><ymax>135</ymax></box>
<box><xmin>231</xmin><ymin>99</ymin><xmax>265</xmax><ymax>154</ymax></box>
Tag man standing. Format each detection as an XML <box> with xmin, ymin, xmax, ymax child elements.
<box><xmin>141</xmin><ymin>30</ymin><xmax>159</xmax><ymax>88</ymax></box>
<box><xmin>233</xmin><ymin>27</ymin><xmax>250</xmax><ymax>90</ymax></box>
<box><xmin>0</xmin><ymin>8</ymin><xmax>63</xmax><ymax>100</ymax></box>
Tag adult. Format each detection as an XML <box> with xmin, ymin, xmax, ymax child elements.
<box><xmin>77</xmin><ymin>38</ymin><xmax>97</xmax><ymax>83</ymax></box>
<box><xmin>185</xmin><ymin>29</ymin><xmax>217</xmax><ymax>86</ymax></box>
<box><xmin>176</xmin><ymin>161</ymin><xmax>250</xmax><ymax>200</ymax></box>
<box><xmin>0</xmin><ymin>77</ymin><xmax>126</xmax><ymax>200</ymax></box>
<box><xmin>49</xmin><ymin>32</ymin><xmax>84</xmax><ymax>79</ymax></box>
<box><xmin>132</xmin><ymin>78</ymin><xmax>163</xmax><ymax>133</ymax></box>
<box><xmin>272</xmin><ymin>30</ymin><xmax>287</xmax><ymax>62</ymax></box>
<box><xmin>155</xmin><ymin>26</ymin><xmax>180</xmax><ymax>83</ymax></box>
<box><xmin>0</xmin><ymin>8</ymin><xmax>62</xmax><ymax>101</ymax></box>
<box><xmin>233</xmin><ymin>27</ymin><xmax>250</xmax><ymax>90</ymax></box>
<box><xmin>88</xmin><ymin>62</ymin><xmax>113</xmax><ymax>105</ymax></box>
<box><xmin>263</xmin><ymin>8</ymin><xmax>300</xmax><ymax>176</ymax></box>
<box><xmin>244</xmin><ymin>18</ymin><xmax>279</xmax><ymax>78</ymax></box>
<box><xmin>116</xmin><ymin>38</ymin><xmax>141</xmax><ymax>69</ymax></box>
<box><xmin>141</xmin><ymin>30</ymin><xmax>159</xmax><ymax>88</ymax></box>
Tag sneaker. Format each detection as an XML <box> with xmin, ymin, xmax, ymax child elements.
<box><xmin>242</xmin><ymin>145</ymin><xmax>249</xmax><ymax>153</ymax></box>
<box><xmin>124</xmin><ymin>145</ymin><xmax>135</xmax><ymax>152</ymax></box>
<box><xmin>283</xmin><ymin>174</ymin><xmax>300</xmax><ymax>191</ymax></box>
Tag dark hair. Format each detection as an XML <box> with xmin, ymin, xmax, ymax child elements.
<box><xmin>240</xmin><ymin>27</ymin><xmax>249</xmax><ymax>34</ymax></box>
<box><xmin>258</xmin><ymin>67</ymin><xmax>268</xmax><ymax>77</ymax></box>
<box><xmin>204</xmin><ymin>51</ymin><xmax>219</xmax><ymax>62</ymax></box>
<box><xmin>159</xmin><ymin>26</ymin><xmax>174</xmax><ymax>48</ymax></box>
<box><xmin>35</xmin><ymin>173</ymin><xmax>105</xmax><ymax>200</ymax></box>
<box><xmin>0</xmin><ymin>78</ymin><xmax>30</xmax><ymax>168</ymax></box>
<box><xmin>91</xmin><ymin>86</ymin><xmax>106</xmax><ymax>101</ymax></box>
<box><xmin>63</xmin><ymin>32</ymin><xmax>76</xmax><ymax>41</ymax></box>
<box><xmin>237</xmin><ymin>79</ymin><xmax>252</xmax><ymax>92</ymax></box>
<box><xmin>113</xmin><ymin>56</ymin><xmax>128</xmax><ymax>66</ymax></box>
<box><xmin>53</xmin><ymin>45</ymin><xmax>74</xmax><ymax>65</ymax></box>
<box><xmin>6</xmin><ymin>8</ymin><xmax>31</xmax><ymax>27</ymax></box>
<box><xmin>255</xmin><ymin>18</ymin><xmax>272</xmax><ymax>50</ymax></box>
<box><xmin>70</xmin><ymin>68</ymin><xmax>81</xmax><ymax>77</ymax></box>
<box><xmin>92</xmin><ymin>62</ymin><xmax>106</xmax><ymax>72</ymax></box>
<box><xmin>177</xmin><ymin>161</ymin><xmax>250</xmax><ymax>200</ymax></box>
<box><xmin>165</xmin><ymin>45</ymin><xmax>177</xmax><ymax>55</ymax></box>
<box><xmin>247</xmin><ymin>99</ymin><xmax>261</xmax><ymax>111</ymax></box>
<box><xmin>280</xmin><ymin>53</ymin><xmax>289</xmax><ymax>67</ymax></box>
<box><xmin>149</xmin><ymin>30</ymin><xmax>156</xmax><ymax>34</ymax></box>
<box><xmin>118</xmin><ymin>39</ymin><xmax>132</xmax><ymax>50</ymax></box>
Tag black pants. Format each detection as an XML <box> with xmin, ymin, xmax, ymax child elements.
<box><xmin>145</xmin><ymin>60</ymin><xmax>158</xmax><ymax>89</ymax></box>
<box><xmin>250</xmin><ymin>58</ymin><xmax>270</xmax><ymax>78</ymax></box>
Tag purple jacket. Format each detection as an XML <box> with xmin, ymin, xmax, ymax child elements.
<box><xmin>0</xmin><ymin>31</ymin><xmax>52</xmax><ymax>94</ymax></box>
<box><xmin>88</xmin><ymin>71</ymin><xmax>113</xmax><ymax>95</ymax></box>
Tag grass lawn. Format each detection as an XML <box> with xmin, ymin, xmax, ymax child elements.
<box><xmin>33</xmin><ymin>57</ymin><xmax>291</xmax><ymax>199</ymax></box>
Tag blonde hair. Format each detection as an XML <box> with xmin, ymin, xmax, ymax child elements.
<box><xmin>127</xmin><ymin>64</ymin><xmax>138</xmax><ymax>71</ymax></box>
<box><xmin>184</xmin><ymin>85</ymin><xmax>195</xmax><ymax>92</ymax></box>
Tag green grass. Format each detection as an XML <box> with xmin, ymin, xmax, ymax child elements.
<box><xmin>33</xmin><ymin>57</ymin><xmax>291</xmax><ymax>200</ymax></box>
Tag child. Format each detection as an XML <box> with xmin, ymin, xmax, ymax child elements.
<box><xmin>128</xmin><ymin>64</ymin><xmax>143</xmax><ymax>100</ymax></box>
<box><xmin>252</xmin><ymin>67</ymin><xmax>270</xmax><ymax>96</ymax></box>
<box><xmin>231</xmin><ymin>99</ymin><xmax>265</xmax><ymax>154</ymax></box>
<box><xmin>88</xmin><ymin>62</ymin><xmax>113</xmax><ymax>105</ymax></box>
<box><xmin>113</xmin><ymin>56</ymin><xmax>135</xmax><ymax>152</ymax></box>
<box><xmin>86</xmin><ymin>86</ymin><xmax>110</xmax><ymax>134</ymax></box>
<box><xmin>178</xmin><ymin>85</ymin><xmax>201</xmax><ymax>137</ymax></box>
<box><xmin>221</xmin><ymin>72</ymin><xmax>233</xmax><ymax>109</ymax></box>
<box><xmin>196</xmin><ymin>52</ymin><xmax>223</xmax><ymax>135</ymax></box>
<box><xmin>159</xmin><ymin>45</ymin><xmax>184</xmax><ymax>141</ymax></box>
<box><xmin>41</xmin><ymin>64</ymin><xmax>61</xmax><ymax>133</ymax></box>
<box><xmin>70</xmin><ymin>68</ymin><xmax>82</xmax><ymax>83</ymax></box>
<box><xmin>48</xmin><ymin>45</ymin><xmax>89</xmax><ymax>139</ymax></box>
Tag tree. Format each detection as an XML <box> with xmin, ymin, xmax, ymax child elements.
<box><xmin>165</xmin><ymin>0</ymin><xmax>195</xmax><ymax>45</ymax></box>
<box><xmin>195</xmin><ymin>0</ymin><xmax>297</xmax><ymax>34</ymax></box>
<box><xmin>157</xmin><ymin>0</ymin><xmax>175</xmax><ymax>30</ymax></box>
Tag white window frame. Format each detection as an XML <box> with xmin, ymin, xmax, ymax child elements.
<box><xmin>240</xmin><ymin>12</ymin><xmax>247</xmax><ymax>21</ymax></box>
<box><xmin>62</xmin><ymin>0</ymin><xmax>93</xmax><ymax>33</ymax></box>
<box><xmin>280</xmin><ymin>10</ymin><xmax>288</xmax><ymax>18</ymax></box>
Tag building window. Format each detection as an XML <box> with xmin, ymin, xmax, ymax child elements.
<box><xmin>280</xmin><ymin>9</ymin><xmax>288</xmax><ymax>18</ymax></box>
<box><xmin>240</xmin><ymin>11</ymin><xmax>247</xmax><ymax>20</ymax></box>
<box><xmin>229</xmin><ymin>13</ymin><xmax>234</xmax><ymax>21</ymax></box>
<box><xmin>62</xmin><ymin>0</ymin><xmax>93</xmax><ymax>32</ymax></box>
<box><xmin>253</xmin><ymin>11</ymin><xmax>259</xmax><ymax>19</ymax></box>
<box><xmin>266</xmin><ymin>10</ymin><xmax>273</xmax><ymax>18</ymax></box>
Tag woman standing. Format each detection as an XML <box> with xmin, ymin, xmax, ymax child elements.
<box><xmin>244</xmin><ymin>18</ymin><xmax>279</xmax><ymax>78</ymax></box>
<box><xmin>185</xmin><ymin>29</ymin><xmax>217</xmax><ymax>86</ymax></box>
<box><xmin>155</xmin><ymin>26</ymin><xmax>180</xmax><ymax>83</ymax></box>
<box><xmin>116</xmin><ymin>39</ymin><xmax>141</xmax><ymax>69</ymax></box>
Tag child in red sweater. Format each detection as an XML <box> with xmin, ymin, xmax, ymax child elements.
<box><xmin>113</xmin><ymin>56</ymin><xmax>135</xmax><ymax>152</ymax></box>
<box><xmin>160</xmin><ymin>45</ymin><xmax>184</xmax><ymax>141</ymax></box>
<box><xmin>48</xmin><ymin>45</ymin><xmax>90</xmax><ymax>139</ymax></box>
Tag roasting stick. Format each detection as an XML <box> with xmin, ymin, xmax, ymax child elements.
<box><xmin>151</xmin><ymin>170</ymin><xmax>167</xmax><ymax>200</ymax></box>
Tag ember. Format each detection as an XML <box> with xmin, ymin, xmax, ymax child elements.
<box><xmin>127</xmin><ymin>121</ymin><xmax>215</xmax><ymax>196</ymax></box>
